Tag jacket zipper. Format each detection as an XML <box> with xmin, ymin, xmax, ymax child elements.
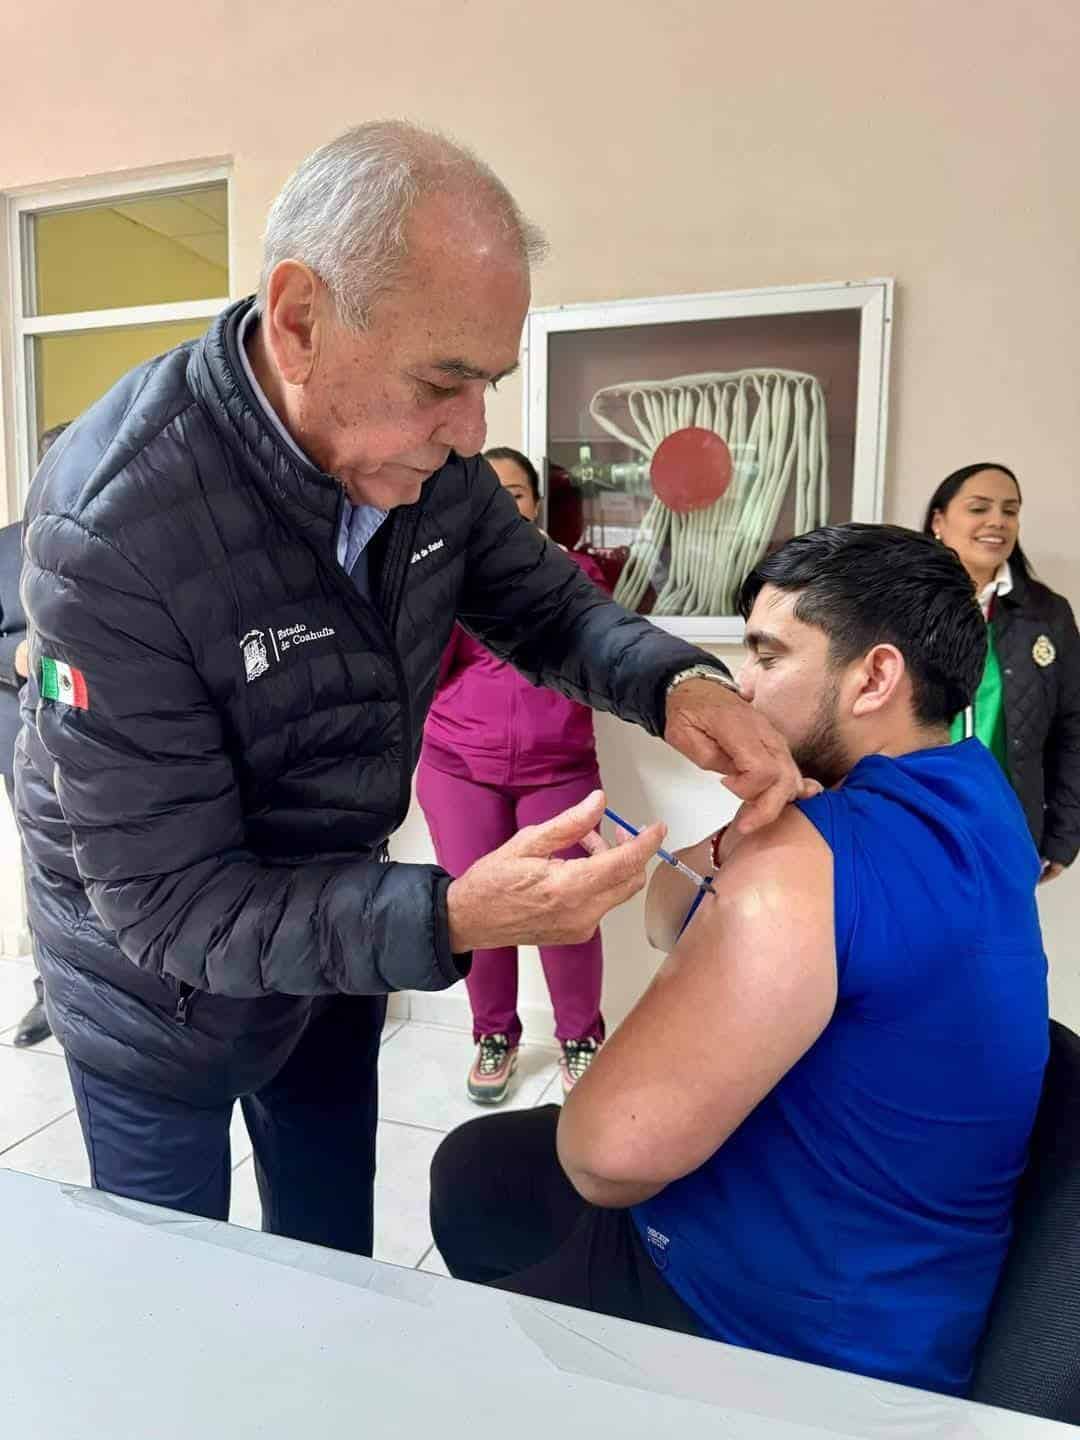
<box><xmin>374</xmin><ymin>506</ymin><xmax>424</xmax><ymax>826</ymax></box>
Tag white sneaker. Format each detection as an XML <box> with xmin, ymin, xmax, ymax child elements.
<box><xmin>560</xmin><ymin>1037</ymin><xmax>600</xmax><ymax>1095</ymax></box>
<box><xmin>467</xmin><ymin>1034</ymin><xmax>519</xmax><ymax>1104</ymax></box>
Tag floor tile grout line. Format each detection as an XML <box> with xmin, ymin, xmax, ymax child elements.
<box><xmin>0</xmin><ymin>1105</ymin><xmax>77</xmax><ymax>1159</ymax></box>
<box><xmin>377</xmin><ymin>1116</ymin><xmax>453</xmax><ymax>1138</ymax></box>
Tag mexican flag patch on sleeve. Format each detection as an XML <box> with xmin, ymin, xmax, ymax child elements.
<box><xmin>41</xmin><ymin>657</ymin><xmax>89</xmax><ymax>710</ymax></box>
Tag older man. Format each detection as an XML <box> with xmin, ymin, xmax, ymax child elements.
<box><xmin>18</xmin><ymin>122</ymin><xmax>804</xmax><ymax>1254</ymax></box>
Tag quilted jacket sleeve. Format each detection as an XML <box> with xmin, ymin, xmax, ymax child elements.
<box><xmin>0</xmin><ymin>522</ymin><xmax>26</xmax><ymax>689</ymax></box>
<box><xmin>1042</xmin><ymin>594</ymin><xmax>1080</xmax><ymax>867</ymax></box>
<box><xmin>22</xmin><ymin>512</ymin><xmax>462</xmax><ymax>999</ymax></box>
<box><xmin>456</xmin><ymin>464</ymin><xmax>728</xmax><ymax>736</ymax></box>
<box><xmin>0</xmin><ymin>631</ymin><xmax>22</xmax><ymax>690</ymax></box>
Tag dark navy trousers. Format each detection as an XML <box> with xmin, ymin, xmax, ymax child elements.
<box><xmin>66</xmin><ymin>994</ymin><xmax>386</xmax><ymax>1256</ymax></box>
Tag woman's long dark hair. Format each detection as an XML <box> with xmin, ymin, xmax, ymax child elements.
<box><xmin>484</xmin><ymin>446</ymin><xmax>540</xmax><ymax>502</ymax></box>
<box><xmin>922</xmin><ymin>462</ymin><xmax>1033</xmax><ymax>582</ymax></box>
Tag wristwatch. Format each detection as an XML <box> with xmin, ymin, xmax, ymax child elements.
<box><xmin>665</xmin><ymin>664</ymin><xmax>738</xmax><ymax>700</ymax></box>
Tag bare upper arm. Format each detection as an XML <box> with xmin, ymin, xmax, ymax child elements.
<box><xmin>559</xmin><ymin>805</ymin><xmax>837</xmax><ymax>1193</ymax></box>
<box><xmin>643</xmin><ymin>833</ymin><xmax>716</xmax><ymax>951</ymax></box>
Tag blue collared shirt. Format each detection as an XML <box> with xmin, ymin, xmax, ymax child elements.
<box><xmin>236</xmin><ymin>307</ymin><xmax>387</xmax><ymax>592</ymax></box>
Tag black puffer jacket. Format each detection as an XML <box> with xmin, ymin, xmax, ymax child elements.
<box><xmin>17</xmin><ymin>298</ymin><xmax>718</xmax><ymax>1105</ymax></box>
<box><xmin>995</xmin><ymin>569</ymin><xmax>1080</xmax><ymax>866</ymax></box>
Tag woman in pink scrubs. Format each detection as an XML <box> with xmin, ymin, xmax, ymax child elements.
<box><xmin>417</xmin><ymin>449</ymin><xmax>608</xmax><ymax>1105</ymax></box>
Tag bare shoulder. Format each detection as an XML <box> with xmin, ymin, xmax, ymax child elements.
<box><xmin>678</xmin><ymin>803</ymin><xmax>835</xmax><ymax>969</ymax></box>
<box><xmin>716</xmin><ymin>803</ymin><xmax>832</xmax><ymax>886</ymax></box>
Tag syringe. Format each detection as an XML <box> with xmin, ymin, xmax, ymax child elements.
<box><xmin>603</xmin><ymin>807</ymin><xmax>712</xmax><ymax>890</ymax></box>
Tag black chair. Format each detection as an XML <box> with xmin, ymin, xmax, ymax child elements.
<box><xmin>970</xmin><ymin>1019</ymin><xmax>1080</xmax><ymax>1422</ymax></box>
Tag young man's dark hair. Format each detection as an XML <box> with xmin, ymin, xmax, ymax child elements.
<box><xmin>739</xmin><ymin>523</ymin><xmax>987</xmax><ymax>726</ymax></box>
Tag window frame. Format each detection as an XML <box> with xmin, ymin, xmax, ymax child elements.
<box><xmin>3</xmin><ymin>163</ymin><xmax>233</xmax><ymax>507</ymax></box>
<box><xmin>522</xmin><ymin>278</ymin><xmax>894</xmax><ymax>645</ymax></box>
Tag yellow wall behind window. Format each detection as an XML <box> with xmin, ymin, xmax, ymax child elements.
<box><xmin>34</xmin><ymin>200</ymin><xmax>227</xmax><ymax>314</ymax></box>
<box><xmin>31</xmin><ymin>191</ymin><xmax>228</xmax><ymax>438</ymax></box>
<box><xmin>36</xmin><ymin>318</ymin><xmax>211</xmax><ymax>435</ymax></box>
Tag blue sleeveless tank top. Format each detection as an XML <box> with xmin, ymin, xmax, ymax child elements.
<box><xmin>633</xmin><ymin>740</ymin><xmax>1048</xmax><ymax>1396</ymax></box>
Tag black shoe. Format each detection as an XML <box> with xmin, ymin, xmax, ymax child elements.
<box><xmin>13</xmin><ymin>999</ymin><xmax>51</xmax><ymax>1049</ymax></box>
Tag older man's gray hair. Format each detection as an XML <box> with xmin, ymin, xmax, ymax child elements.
<box><xmin>259</xmin><ymin>119</ymin><xmax>547</xmax><ymax>330</ymax></box>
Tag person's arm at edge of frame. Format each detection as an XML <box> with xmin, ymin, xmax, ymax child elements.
<box><xmin>0</xmin><ymin>629</ymin><xmax>25</xmax><ymax>689</ymax></box>
<box><xmin>0</xmin><ymin>523</ymin><xmax>26</xmax><ymax>689</ymax></box>
<box><xmin>1039</xmin><ymin>592</ymin><xmax>1080</xmax><ymax>881</ymax></box>
<box><xmin>556</xmin><ymin>806</ymin><xmax>837</xmax><ymax>1208</ymax></box>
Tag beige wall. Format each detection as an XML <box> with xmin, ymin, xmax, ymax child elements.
<box><xmin>2</xmin><ymin>1</ymin><xmax>1078</xmax><ymax>1022</ymax></box>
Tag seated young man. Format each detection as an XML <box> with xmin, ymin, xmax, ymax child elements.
<box><xmin>429</xmin><ymin>523</ymin><xmax>1050</xmax><ymax>1398</ymax></box>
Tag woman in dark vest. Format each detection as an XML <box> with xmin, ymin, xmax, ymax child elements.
<box><xmin>924</xmin><ymin>462</ymin><xmax>1080</xmax><ymax>881</ymax></box>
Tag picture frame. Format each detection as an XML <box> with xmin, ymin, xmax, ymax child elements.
<box><xmin>523</xmin><ymin>279</ymin><xmax>893</xmax><ymax>644</ymax></box>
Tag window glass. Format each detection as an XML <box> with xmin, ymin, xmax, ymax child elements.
<box><xmin>28</xmin><ymin>182</ymin><xmax>228</xmax><ymax>316</ymax></box>
<box><xmin>34</xmin><ymin>318</ymin><xmax>210</xmax><ymax>438</ymax></box>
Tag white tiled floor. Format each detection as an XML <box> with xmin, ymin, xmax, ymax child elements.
<box><xmin>0</xmin><ymin>954</ymin><xmax>562</xmax><ymax>1272</ymax></box>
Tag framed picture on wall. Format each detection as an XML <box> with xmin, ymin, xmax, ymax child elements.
<box><xmin>523</xmin><ymin>279</ymin><xmax>894</xmax><ymax>644</ymax></box>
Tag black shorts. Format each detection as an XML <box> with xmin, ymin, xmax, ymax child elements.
<box><xmin>429</xmin><ymin>1103</ymin><xmax>704</xmax><ymax>1338</ymax></box>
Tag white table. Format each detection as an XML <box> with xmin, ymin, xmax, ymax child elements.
<box><xmin>0</xmin><ymin>1168</ymin><xmax>1066</xmax><ymax>1438</ymax></box>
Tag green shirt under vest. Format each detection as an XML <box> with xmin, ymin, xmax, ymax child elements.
<box><xmin>951</xmin><ymin>620</ymin><xmax>1010</xmax><ymax>777</ymax></box>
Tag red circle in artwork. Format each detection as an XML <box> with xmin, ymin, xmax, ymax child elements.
<box><xmin>650</xmin><ymin>428</ymin><xmax>733</xmax><ymax>514</ymax></box>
